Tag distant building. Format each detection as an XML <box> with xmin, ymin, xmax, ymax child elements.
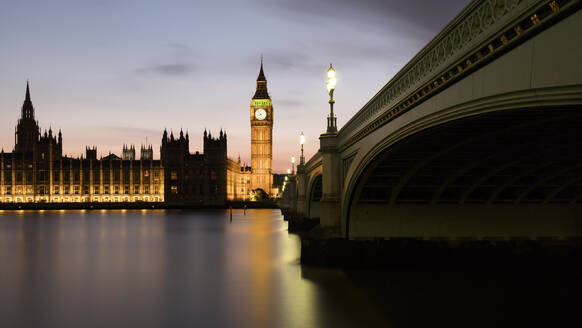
<box><xmin>1</xmin><ymin>63</ymin><xmax>280</xmax><ymax>205</ymax></box>
<box><xmin>0</xmin><ymin>83</ymin><xmax>163</xmax><ymax>203</ymax></box>
<box><xmin>159</xmin><ymin>128</ymin><xmax>250</xmax><ymax>205</ymax></box>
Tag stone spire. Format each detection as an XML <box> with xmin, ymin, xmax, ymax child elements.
<box><xmin>257</xmin><ymin>55</ymin><xmax>266</xmax><ymax>82</ymax></box>
<box><xmin>253</xmin><ymin>56</ymin><xmax>270</xmax><ymax>100</ymax></box>
<box><xmin>21</xmin><ymin>81</ymin><xmax>35</xmax><ymax>120</ymax></box>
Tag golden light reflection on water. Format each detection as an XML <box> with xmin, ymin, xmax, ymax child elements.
<box><xmin>249</xmin><ymin>210</ymin><xmax>275</xmax><ymax>326</ymax></box>
<box><xmin>0</xmin><ymin>209</ymin><xmax>396</xmax><ymax>327</ymax></box>
<box><xmin>220</xmin><ymin>209</ymin><xmax>319</xmax><ymax>328</ymax></box>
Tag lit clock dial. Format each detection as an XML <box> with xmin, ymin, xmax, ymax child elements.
<box><xmin>255</xmin><ymin>108</ymin><xmax>267</xmax><ymax>120</ymax></box>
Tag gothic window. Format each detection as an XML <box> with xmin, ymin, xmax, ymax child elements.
<box><xmin>93</xmin><ymin>186</ymin><xmax>99</xmax><ymax>194</ymax></box>
<box><xmin>54</xmin><ymin>186</ymin><xmax>60</xmax><ymax>195</ymax></box>
<box><xmin>104</xmin><ymin>185</ymin><xmax>110</xmax><ymax>194</ymax></box>
<box><xmin>171</xmin><ymin>185</ymin><xmax>178</xmax><ymax>194</ymax></box>
<box><xmin>124</xmin><ymin>185</ymin><xmax>130</xmax><ymax>194</ymax></box>
<box><xmin>114</xmin><ymin>185</ymin><xmax>119</xmax><ymax>194</ymax></box>
<box><xmin>144</xmin><ymin>185</ymin><xmax>149</xmax><ymax>194</ymax></box>
<box><xmin>171</xmin><ymin>171</ymin><xmax>178</xmax><ymax>181</ymax></box>
<box><xmin>74</xmin><ymin>186</ymin><xmax>80</xmax><ymax>195</ymax></box>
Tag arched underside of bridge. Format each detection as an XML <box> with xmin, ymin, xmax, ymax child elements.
<box><xmin>308</xmin><ymin>175</ymin><xmax>322</xmax><ymax>219</ymax></box>
<box><xmin>348</xmin><ymin>107</ymin><xmax>582</xmax><ymax>239</ymax></box>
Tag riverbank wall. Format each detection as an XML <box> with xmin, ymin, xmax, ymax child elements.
<box><xmin>0</xmin><ymin>201</ymin><xmax>278</xmax><ymax>210</ymax></box>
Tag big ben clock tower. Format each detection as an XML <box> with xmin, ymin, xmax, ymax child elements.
<box><xmin>250</xmin><ymin>58</ymin><xmax>273</xmax><ymax>195</ymax></box>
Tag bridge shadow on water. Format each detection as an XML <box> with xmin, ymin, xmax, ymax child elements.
<box><xmin>300</xmin><ymin>258</ymin><xmax>581</xmax><ymax>327</ymax></box>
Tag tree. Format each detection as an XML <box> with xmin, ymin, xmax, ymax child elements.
<box><xmin>249</xmin><ymin>188</ymin><xmax>269</xmax><ymax>201</ymax></box>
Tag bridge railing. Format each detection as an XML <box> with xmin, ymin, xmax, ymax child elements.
<box><xmin>337</xmin><ymin>0</ymin><xmax>574</xmax><ymax>148</ymax></box>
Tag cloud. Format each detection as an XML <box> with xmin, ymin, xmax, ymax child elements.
<box><xmin>134</xmin><ymin>63</ymin><xmax>197</xmax><ymax>76</ymax></box>
<box><xmin>322</xmin><ymin>39</ymin><xmax>412</xmax><ymax>63</ymax></box>
<box><xmin>261</xmin><ymin>0</ymin><xmax>471</xmax><ymax>35</ymax></box>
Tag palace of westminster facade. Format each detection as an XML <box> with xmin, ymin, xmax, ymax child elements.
<box><xmin>0</xmin><ymin>62</ymin><xmax>276</xmax><ymax>205</ymax></box>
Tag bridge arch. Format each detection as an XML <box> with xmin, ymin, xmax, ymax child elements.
<box><xmin>307</xmin><ymin>174</ymin><xmax>323</xmax><ymax>219</ymax></box>
<box><xmin>343</xmin><ymin>100</ymin><xmax>582</xmax><ymax>239</ymax></box>
<box><xmin>336</xmin><ymin>6</ymin><xmax>582</xmax><ymax>238</ymax></box>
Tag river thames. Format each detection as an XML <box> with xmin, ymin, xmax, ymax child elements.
<box><xmin>0</xmin><ymin>209</ymin><xmax>579</xmax><ymax>327</ymax></box>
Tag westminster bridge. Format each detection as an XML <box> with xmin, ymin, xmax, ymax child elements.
<box><xmin>282</xmin><ymin>0</ymin><xmax>582</xmax><ymax>243</ymax></box>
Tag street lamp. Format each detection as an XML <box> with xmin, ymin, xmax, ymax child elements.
<box><xmin>326</xmin><ymin>63</ymin><xmax>337</xmax><ymax>133</ymax></box>
<box><xmin>299</xmin><ymin>132</ymin><xmax>305</xmax><ymax>165</ymax></box>
<box><xmin>291</xmin><ymin>156</ymin><xmax>295</xmax><ymax>175</ymax></box>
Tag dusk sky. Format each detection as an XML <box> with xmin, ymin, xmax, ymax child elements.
<box><xmin>0</xmin><ymin>0</ymin><xmax>469</xmax><ymax>172</ymax></box>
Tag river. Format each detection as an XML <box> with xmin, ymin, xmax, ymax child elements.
<box><xmin>0</xmin><ymin>209</ymin><xmax>579</xmax><ymax>327</ymax></box>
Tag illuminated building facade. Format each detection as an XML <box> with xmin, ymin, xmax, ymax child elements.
<box><xmin>0</xmin><ymin>83</ymin><xmax>163</xmax><ymax>203</ymax></box>
<box><xmin>0</xmin><ymin>82</ymin><xmax>255</xmax><ymax>205</ymax></box>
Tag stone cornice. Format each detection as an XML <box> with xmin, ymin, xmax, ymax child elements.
<box><xmin>304</xmin><ymin>152</ymin><xmax>322</xmax><ymax>171</ymax></box>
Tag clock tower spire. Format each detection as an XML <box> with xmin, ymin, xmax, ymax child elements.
<box><xmin>253</xmin><ymin>56</ymin><xmax>269</xmax><ymax>99</ymax></box>
<box><xmin>250</xmin><ymin>57</ymin><xmax>273</xmax><ymax>196</ymax></box>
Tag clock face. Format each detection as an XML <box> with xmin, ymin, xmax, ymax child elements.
<box><xmin>255</xmin><ymin>108</ymin><xmax>267</xmax><ymax>120</ymax></box>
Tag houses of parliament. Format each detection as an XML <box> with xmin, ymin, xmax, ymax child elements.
<box><xmin>0</xmin><ymin>62</ymin><xmax>276</xmax><ymax>205</ymax></box>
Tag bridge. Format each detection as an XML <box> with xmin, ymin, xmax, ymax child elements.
<box><xmin>282</xmin><ymin>0</ymin><xmax>582</xmax><ymax>243</ymax></box>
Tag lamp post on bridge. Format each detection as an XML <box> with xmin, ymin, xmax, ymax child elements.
<box><xmin>326</xmin><ymin>63</ymin><xmax>337</xmax><ymax>133</ymax></box>
<box><xmin>318</xmin><ymin>62</ymin><xmax>341</xmax><ymax>231</ymax></box>
<box><xmin>291</xmin><ymin>156</ymin><xmax>295</xmax><ymax>175</ymax></box>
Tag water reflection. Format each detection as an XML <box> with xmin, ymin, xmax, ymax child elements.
<box><xmin>0</xmin><ymin>209</ymin><xmax>579</xmax><ymax>327</ymax></box>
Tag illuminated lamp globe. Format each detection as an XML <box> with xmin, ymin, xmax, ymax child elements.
<box><xmin>326</xmin><ymin>63</ymin><xmax>337</xmax><ymax>94</ymax></box>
